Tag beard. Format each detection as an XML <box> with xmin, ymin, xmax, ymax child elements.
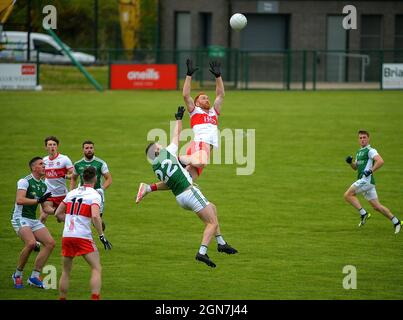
<box><xmin>85</xmin><ymin>152</ymin><xmax>94</xmax><ymax>160</ymax></box>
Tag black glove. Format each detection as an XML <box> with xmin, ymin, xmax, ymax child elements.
<box><xmin>175</xmin><ymin>106</ymin><xmax>185</xmax><ymax>120</ymax></box>
<box><xmin>345</xmin><ymin>156</ymin><xmax>353</xmax><ymax>164</ymax></box>
<box><xmin>37</xmin><ymin>192</ymin><xmax>52</xmax><ymax>203</ymax></box>
<box><xmin>186</xmin><ymin>59</ymin><xmax>198</xmax><ymax>76</ymax></box>
<box><xmin>209</xmin><ymin>61</ymin><xmax>221</xmax><ymax>78</ymax></box>
<box><xmin>363</xmin><ymin>169</ymin><xmax>373</xmax><ymax>177</ymax></box>
<box><xmin>99</xmin><ymin>234</ymin><xmax>112</xmax><ymax>250</ymax></box>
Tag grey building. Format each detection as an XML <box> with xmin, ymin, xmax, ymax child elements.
<box><xmin>158</xmin><ymin>0</ymin><xmax>403</xmax><ymax>86</ymax></box>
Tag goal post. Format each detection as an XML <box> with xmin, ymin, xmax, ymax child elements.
<box><xmin>46</xmin><ymin>28</ymin><xmax>103</xmax><ymax>92</ymax></box>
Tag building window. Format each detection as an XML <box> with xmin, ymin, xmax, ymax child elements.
<box><xmin>199</xmin><ymin>12</ymin><xmax>212</xmax><ymax>48</ymax></box>
<box><xmin>360</xmin><ymin>15</ymin><xmax>382</xmax><ymax>49</ymax></box>
<box><xmin>395</xmin><ymin>15</ymin><xmax>403</xmax><ymax>49</ymax></box>
<box><xmin>175</xmin><ymin>12</ymin><xmax>191</xmax><ymax>49</ymax></box>
<box><xmin>326</xmin><ymin>15</ymin><xmax>348</xmax><ymax>82</ymax></box>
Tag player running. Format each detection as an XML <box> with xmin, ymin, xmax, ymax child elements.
<box><xmin>70</xmin><ymin>140</ymin><xmax>112</xmax><ymax>231</ymax></box>
<box><xmin>55</xmin><ymin>166</ymin><xmax>112</xmax><ymax>300</ymax></box>
<box><xmin>136</xmin><ymin>106</ymin><xmax>237</xmax><ymax>268</ymax></box>
<box><xmin>11</xmin><ymin>157</ymin><xmax>56</xmax><ymax>289</ymax></box>
<box><xmin>344</xmin><ymin>130</ymin><xmax>401</xmax><ymax>233</ymax></box>
<box><xmin>42</xmin><ymin>136</ymin><xmax>74</xmax><ymax>212</ymax></box>
<box><xmin>180</xmin><ymin>58</ymin><xmax>224</xmax><ymax>180</ymax></box>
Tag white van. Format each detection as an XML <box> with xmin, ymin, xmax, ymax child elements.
<box><xmin>0</xmin><ymin>31</ymin><xmax>95</xmax><ymax>64</ymax></box>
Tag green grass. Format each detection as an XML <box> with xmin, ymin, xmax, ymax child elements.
<box><xmin>0</xmin><ymin>90</ymin><xmax>402</xmax><ymax>300</ymax></box>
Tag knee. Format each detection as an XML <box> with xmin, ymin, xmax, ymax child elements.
<box><xmin>343</xmin><ymin>191</ymin><xmax>351</xmax><ymax>201</ymax></box>
<box><xmin>26</xmin><ymin>240</ymin><xmax>37</xmax><ymax>251</ymax></box>
<box><xmin>44</xmin><ymin>239</ymin><xmax>56</xmax><ymax>250</ymax></box>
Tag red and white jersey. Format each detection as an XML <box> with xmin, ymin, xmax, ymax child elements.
<box><xmin>62</xmin><ymin>186</ymin><xmax>102</xmax><ymax>240</ymax></box>
<box><xmin>43</xmin><ymin>153</ymin><xmax>73</xmax><ymax>197</ymax></box>
<box><xmin>190</xmin><ymin>106</ymin><xmax>219</xmax><ymax>147</ymax></box>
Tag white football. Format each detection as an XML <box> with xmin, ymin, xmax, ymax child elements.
<box><xmin>230</xmin><ymin>13</ymin><xmax>247</xmax><ymax>31</ymax></box>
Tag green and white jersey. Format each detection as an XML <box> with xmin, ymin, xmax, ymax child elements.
<box><xmin>355</xmin><ymin>144</ymin><xmax>378</xmax><ymax>184</ymax></box>
<box><xmin>12</xmin><ymin>174</ymin><xmax>47</xmax><ymax>220</ymax></box>
<box><xmin>152</xmin><ymin>143</ymin><xmax>192</xmax><ymax>196</ymax></box>
<box><xmin>73</xmin><ymin>157</ymin><xmax>109</xmax><ymax>190</ymax></box>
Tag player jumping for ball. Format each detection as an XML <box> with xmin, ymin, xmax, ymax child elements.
<box><xmin>180</xmin><ymin>58</ymin><xmax>224</xmax><ymax>180</ymax></box>
<box><xmin>136</xmin><ymin>59</ymin><xmax>224</xmax><ymax>203</ymax></box>
<box><xmin>344</xmin><ymin>130</ymin><xmax>401</xmax><ymax>233</ymax></box>
<box><xmin>137</xmin><ymin>106</ymin><xmax>237</xmax><ymax>268</ymax></box>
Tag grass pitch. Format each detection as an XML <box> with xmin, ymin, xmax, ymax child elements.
<box><xmin>0</xmin><ymin>90</ymin><xmax>402</xmax><ymax>300</ymax></box>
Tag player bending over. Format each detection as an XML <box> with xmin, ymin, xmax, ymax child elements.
<box><xmin>344</xmin><ymin>130</ymin><xmax>401</xmax><ymax>233</ymax></box>
<box><xmin>55</xmin><ymin>166</ymin><xmax>112</xmax><ymax>300</ymax></box>
<box><xmin>136</xmin><ymin>106</ymin><xmax>237</xmax><ymax>268</ymax></box>
<box><xmin>11</xmin><ymin>157</ymin><xmax>56</xmax><ymax>289</ymax></box>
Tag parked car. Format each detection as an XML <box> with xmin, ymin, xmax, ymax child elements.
<box><xmin>0</xmin><ymin>31</ymin><xmax>95</xmax><ymax>64</ymax></box>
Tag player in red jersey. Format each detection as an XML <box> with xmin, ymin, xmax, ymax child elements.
<box><xmin>42</xmin><ymin>136</ymin><xmax>74</xmax><ymax>209</ymax></box>
<box><xmin>55</xmin><ymin>166</ymin><xmax>112</xmax><ymax>300</ymax></box>
<box><xmin>180</xmin><ymin>59</ymin><xmax>225</xmax><ymax>180</ymax></box>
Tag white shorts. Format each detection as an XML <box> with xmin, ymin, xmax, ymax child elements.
<box><xmin>176</xmin><ymin>186</ymin><xmax>210</xmax><ymax>213</ymax></box>
<box><xmin>351</xmin><ymin>178</ymin><xmax>378</xmax><ymax>201</ymax></box>
<box><xmin>11</xmin><ymin>217</ymin><xmax>45</xmax><ymax>235</ymax></box>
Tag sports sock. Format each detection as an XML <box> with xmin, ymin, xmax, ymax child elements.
<box><xmin>391</xmin><ymin>216</ymin><xmax>399</xmax><ymax>225</ymax></box>
<box><xmin>150</xmin><ymin>183</ymin><xmax>157</xmax><ymax>192</ymax></box>
<box><xmin>91</xmin><ymin>293</ymin><xmax>100</xmax><ymax>300</ymax></box>
<box><xmin>215</xmin><ymin>235</ymin><xmax>226</xmax><ymax>245</ymax></box>
<box><xmin>15</xmin><ymin>269</ymin><xmax>23</xmax><ymax>277</ymax></box>
<box><xmin>358</xmin><ymin>208</ymin><xmax>367</xmax><ymax>216</ymax></box>
<box><xmin>31</xmin><ymin>270</ymin><xmax>40</xmax><ymax>279</ymax></box>
<box><xmin>198</xmin><ymin>245</ymin><xmax>208</xmax><ymax>255</ymax></box>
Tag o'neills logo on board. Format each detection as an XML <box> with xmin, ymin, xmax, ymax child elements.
<box><xmin>111</xmin><ymin>64</ymin><xmax>177</xmax><ymax>90</ymax></box>
<box><xmin>127</xmin><ymin>69</ymin><xmax>160</xmax><ymax>80</ymax></box>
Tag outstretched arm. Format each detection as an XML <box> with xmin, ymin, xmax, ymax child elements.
<box><xmin>170</xmin><ymin>106</ymin><xmax>185</xmax><ymax>148</ymax></box>
<box><xmin>183</xmin><ymin>59</ymin><xmax>198</xmax><ymax>113</ymax></box>
<box><xmin>209</xmin><ymin>61</ymin><xmax>224</xmax><ymax>114</ymax></box>
<box><xmin>213</xmin><ymin>76</ymin><xmax>225</xmax><ymax>114</ymax></box>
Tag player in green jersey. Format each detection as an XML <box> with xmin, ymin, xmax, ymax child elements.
<box><xmin>11</xmin><ymin>157</ymin><xmax>56</xmax><ymax>289</ymax></box>
<box><xmin>344</xmin><ymin>130</ymin><xmax>401</xmax><ymax>234</ymax></box>
<box><xmin>70</xmin><ymin>140</ymin><xmax>112</xmax><ymax>230</ymax></box>
<box><xmin>136</xmin><ymin>106</ymin><xmax>237</xmax><ymax>268</ymax></box>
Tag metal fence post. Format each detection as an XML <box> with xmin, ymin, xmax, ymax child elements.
<box><xmin>36</xmin><ymin>50</ymin><xmax>40</xmax><ymax>86</ymax></box>
<box><xmin>313</xmin><ymin>50</ymin><xmax>317</xmax><ymax>91</ymax></box>
<box><xmin>379</xmin><ymin>50</ymin><xmax>384</xmax><ymax>90</ymax></box>
<box><xmin>245</xmin><ymin>51</ymin><xmax>250</xmax><ymax>90</ymax></box>
<box><xmin>234</xmin><ymin>49</ymin><xmax>239</xmax><ymax>89</ymax></box>
<box><xmin>287</xmin><ymin>50</ymin><xmax>291</xmax><ymax>90</ymax></box>
<box><xmin>302</xmin><ymin>50</ymin><xmax>306</xmax><ymax>91</ymax></box>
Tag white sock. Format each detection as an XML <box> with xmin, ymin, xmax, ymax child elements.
<box><xmin>145</xmin><ymin>185</ymin><xmax>151</xmax><ymax>193</ymax></box>
<box><xmin>31</xmin><ymin>270</ymin><xmax>40</xmax><ymax>279</ymax></box>
<box><xmin>391</xmin><ymin>216</ymin><xmax>399</xmax><ymax>225</ymax></box>
<box><xmin>215</xmin><ymin>235</ymin><xmax>226</xmax><ymax>245</ymax></box>
<box><xmin>358</xmin><ymin>208</ymin><xmax>367</xmax><ymax>216</ymax></box>
<box><xmin>198</xmin><ymin>245</ymin><xmax>208</xmax><ymax>255</ymax></box>
<box><xmin>15</xmin><ymin>269</ymin><xmax>23</xmax><ymax>277</ymax></box>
